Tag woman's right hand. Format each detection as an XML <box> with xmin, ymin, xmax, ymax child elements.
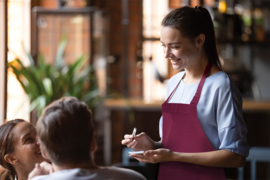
<box><xmin>121</xmin><ymin>132</ymin><xmax>157</xmax><ymax>151</ymax></box>
<box><xmin>28</xmin><ymin>161</ymin><xmax>54</xmax><ymax>180</ymax></box>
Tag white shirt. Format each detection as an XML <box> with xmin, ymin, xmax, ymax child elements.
<box><xmin>159</xmin><ymin>71</ymin><xmax>249</xmax><ymax>156</ymax></box>
<box><xmin>31</xmin><ymin>167</ymin><xmax>146</xmax><ymax>180</ymax></box>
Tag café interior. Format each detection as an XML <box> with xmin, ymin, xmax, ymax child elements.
<box><xmin>0</xmin><ymin>0</ymin><xmax>269</xmax><ymax>179</ymax></box>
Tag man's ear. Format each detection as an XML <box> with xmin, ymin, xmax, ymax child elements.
<box><xmin>195</xmin><ymin>33</ymin><xmax>205</xmax><ymax>48</ymax></box>
<box><xmin>90</xmin><ymin>137</ymin><xmax>97</xmax><ymax>153</ymax></box>
<box><xmin>39</xmin><ymin>142</ymin><xmax>50</xmax><ymax>161</ymax></box>
<box><xmin>4</xmin><ymin>154</ymin><xmax>18</xmax><ymax>165</ymax></box>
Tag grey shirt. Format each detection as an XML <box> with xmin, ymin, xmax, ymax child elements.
<box><xmin>31</xmin><ymin>167</ymin><xmax>146</xmax><ymax>180</ymax></box>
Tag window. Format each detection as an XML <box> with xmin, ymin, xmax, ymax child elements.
<box><xmin>6</xmin><ymin>0</ymin><xmax>31</xmax><ymax>120</ymax></box>
<box><xmin>0</xmin><ymin>0</ymin><xmax>7</xmax><ymax>124</ymax></box>
<box><xmin>142</xmin><ymin>0</ymin><xmax>170</xmax><ymax>102</ymax></box>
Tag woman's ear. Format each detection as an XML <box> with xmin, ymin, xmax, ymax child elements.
<box><xmin>4</xmin><ymin>154</ymin><xmax>18</xmax><ymax>165</ymax></box>
<box><xmin>195</xmin><ymin>34</ymin><xmax>205</xmax><ymax>48</ymax></box>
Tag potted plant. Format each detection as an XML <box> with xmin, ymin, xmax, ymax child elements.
<box><xmin>8</xmin><ymin>36</ymin><xmax>101</xmax><ymax>119</ymax></box>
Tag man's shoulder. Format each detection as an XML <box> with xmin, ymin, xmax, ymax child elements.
<box><xmin>30</xmin><ymin>169</ymin><xmax>90</xmax><ymax>180</ymax></box>
<box><xmin>31</xmin><ymin>167</ymin><xmax>146</xmax><ymax>180</ymax></box>
<box><xmin>101</xmin><ymin>166</ymin><xmax>146</xmax><ymax>180</ymax></box>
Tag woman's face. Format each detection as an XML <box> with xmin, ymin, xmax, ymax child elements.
<box><xmin>11</xmin><ymin>121</ymin><xmax>45</xmax><ymax>172</ymax></box>
<box><xmin>160</xmin><ymin>26</ymin><xmax>199</xmax><ymax>71</ymax></box>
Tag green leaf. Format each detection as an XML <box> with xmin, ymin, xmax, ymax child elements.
<box><xmin>55</xmin><ymin>35</ymin><xmax>67</xmax><ymax>70</ymax></box>
<box><xmin>71</xmin><ymin>55</ymin><xmax>86</xmax><ymax>73</ymax></box>
<box><xmin>21</xmin><ymin>42</ymin><xmax>35</xmax><ymax>66</ymax></box>
<box><xmin>43</xmin><ymin>78</ymin><xmax>53</xmax><ymax>98</ymax></box>
<box><xmin>83</xmin><ymin>89</ymin><xmax>100</xmax><ymax>102</ymax></box>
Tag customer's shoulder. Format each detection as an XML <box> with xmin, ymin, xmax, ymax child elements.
<box><xmin>30</xmin><ymin>168</ymin><xmax>89</xmax><ymax>180</ymax></box>
<box><xmin>103</xmin><ymin>166</ymin><xmax>146</xmax><ymax>180</ymax></box>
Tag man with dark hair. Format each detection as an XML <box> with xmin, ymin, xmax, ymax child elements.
<box><xmin>29</xmin><ymin>97</ymin><xmax>146</xmax><ymax>180</ymax></box>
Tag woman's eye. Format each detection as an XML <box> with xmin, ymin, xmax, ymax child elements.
<box><xmin>26</xmin><ymin>137</ymin><xmax>33</xmax><ymax>142</ymax></box>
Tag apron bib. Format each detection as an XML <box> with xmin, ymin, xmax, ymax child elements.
<box><xmin>158</xmin><ymin>62</ymin><xmax>226</xmax><ymax>180</ymax></box>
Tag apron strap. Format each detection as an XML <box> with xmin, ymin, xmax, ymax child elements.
<box><xmin>165</xmin><ymin>72</ymin><xmax>185</xmax><ymax>103</ymax></box>
<box><xmin>190</xmin><ymin>61</ymin><xmax>212</xmax><ymax>106</ymax></box>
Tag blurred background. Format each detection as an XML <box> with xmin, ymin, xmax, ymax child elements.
<box><xmin>0</xmin><ymin>0</ymin><xmax>269</xmax><ymax>179</ymax></box>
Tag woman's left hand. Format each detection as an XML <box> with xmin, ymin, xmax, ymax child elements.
<box><xmin>129</xmin><ymin>148</ymin><xmax>173</xmax><ymax>164</ymax></box>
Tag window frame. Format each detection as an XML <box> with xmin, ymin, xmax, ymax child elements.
<box><xmin>0</xmin><ymin>0</ymin><xmax>7</xmax><ymax>124</ymax></box>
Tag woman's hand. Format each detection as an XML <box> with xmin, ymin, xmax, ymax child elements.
<box><xmin>28</xmin><ymin>161</ymin><xmax>54</xmax><ymax>179</ymax></box>
<box><xmin>129</xmin><ymin>148</ymin><xmax>173</xmax><ymax>164</ymax></box>
<box><xmin>121</xmin><ymin>132</ymin><xmax>158</xmax><ymax>151</ymax></box>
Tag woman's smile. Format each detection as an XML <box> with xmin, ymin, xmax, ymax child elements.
<box><xmin>170</xmin><ymin>58</ymin><xmax>181</xmax><ymax>65</ymax></box>
<box><xmin>35</xmin><ymin>149</ymin><xmax>42</xmax><ymax>156</ymax></box>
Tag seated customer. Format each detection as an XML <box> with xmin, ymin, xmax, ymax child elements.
<box><xmin>29</xmin><ymin>97</ymin><xmax>146</xmax><ymax>180</ymax></box>
<box><xmin>0</xmin><ymin>119</ymin><xmax>46</xmax><ymax>180</ymax></box>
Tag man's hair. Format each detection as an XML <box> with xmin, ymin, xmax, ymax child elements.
<box><xmin>37</xmin><ymin>97</ymin><xmax>94</xmax><ymax>165</ymax></box>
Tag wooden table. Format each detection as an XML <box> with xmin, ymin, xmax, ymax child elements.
<box><xmin>103</xmin><ymin>98</ymin><xmax>270</xmax><ymax>165</ymax></box>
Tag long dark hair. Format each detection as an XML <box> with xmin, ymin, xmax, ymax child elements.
<box><xmin>0</xmin><ymin>119</ymin><xmax>25</xmax><ymax>180</ymax></box>
<box><xmin>162</xmin><ymin>5</ymin><xmax>221</xmax><ymax>68</ymax></box>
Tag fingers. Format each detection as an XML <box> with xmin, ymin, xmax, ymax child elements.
<box><xmin>28</xmin><ymin>163</ymin><xmax>41</xmax><ymax>180</ymax></box>
<box><xmin>132</xmin><ymin>150</ymin><xmax>159</xmax><ymax>163</ymax></box>
<box><xmin>127</xmin><ymin>139</ymin><xmax>138</xmax><ymax>149</ymax></box>
<box><xmin>121</xmin><ymin>134</ymin><xmax>137</xmax><ymax>145</ymax></box>
<box><xmin>124</xmin><ymin>133</ymin><xmax>144</xmax><ymax>140</ymax></box>
<box><xmin>39</xmin><ymin>161</ymin><xmax>48</xmax><ymax>166</ymax></box>
<box><xmin>121</xmin><ymin>138</ymin><xmax>132</xmax><ymax>145</ymax></box>
<box><xmin>130</xmin><ymin>154</ymin><xmax>146</xmax><ymax>162</ymax></box>
<box><xmin>39</xmin><ymin>161</ymin><xmax>54</xmax><ymax>174</ymax></box>
<box><xmin>35</xmin><ymin>163</ymin><xmax>41</xmax><ymax>170</ymax></box>
<box><xmin>121</xmin><ymin>134</ymin><xmax>133</xmax><ymax>145</ymax></box>
<box><xmin>144</xmin><ymin>150</ymin><xmax>155</xmax><ymax>156</ymax></box>
<box><xmin>124</xmin><ymin>134</ymin><xmax>133</xmax><ymax>139</ymax></box>
<box><xmin>129</xmin><ymin>154</ymin><xmax>144</xmax><ymax>158</ymax></box>
<box><xmin>136</xmin><ymin>132</ymin><xmax>146</xmax><ymax>137</ymax></box>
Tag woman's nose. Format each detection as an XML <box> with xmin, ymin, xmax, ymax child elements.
<box><xmin>36</xmin><ymin>137</ymin><xmax>40</xmax><ymax>145</ymax></box>
<box><xmin>164</xmin><ymin>47</ymin><xmax>170</xmax><ymax>58</ymax></box>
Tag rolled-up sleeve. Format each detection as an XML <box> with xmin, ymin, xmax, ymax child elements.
<box><xmin>159</xmin><ymin>116</ymin><xmax>163</xmax><ymax>139</ymax></box>
<box><xmin>215</xmin><ymin>76</ymin><xmax>249</xmax><ymax>157</ymax></box>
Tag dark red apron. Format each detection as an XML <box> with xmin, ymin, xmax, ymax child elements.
<box><xmin>158</xmin><ymin>62</ymin><xmax>226</xmax><ymax>180</ymax></box>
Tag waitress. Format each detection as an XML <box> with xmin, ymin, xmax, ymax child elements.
<box><xmin>122</xmin><ymin>5</ymin><xmax>249</xmax><ymax>180</ymax></box>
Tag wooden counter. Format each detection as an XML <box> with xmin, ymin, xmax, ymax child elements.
<box><xmin>104</xmin><ymin>98</ymin><xmax>270</xmax><ymax>111</ymax></box>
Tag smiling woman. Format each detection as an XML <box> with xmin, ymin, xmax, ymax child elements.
<box><xmin>123</xmin><ymin>6</ymin><xmax>249</xmax><ymax>180</ymax></box>
<box><xmin>0</xmin><ymin>119</ymin><xmax>45</xmax><ymax>180</ymax></box>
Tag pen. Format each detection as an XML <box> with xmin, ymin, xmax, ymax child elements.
<box><xmin>131</xmin><ymin>127</ymin><xmax>137</xmax><ymax>139</ymax></box>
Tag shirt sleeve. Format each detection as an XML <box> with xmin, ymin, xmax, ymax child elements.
<box><xmin>215</xmin><ymin>75</ymin><xmax>249</xmax><ymax>157</ymax></box>
<box><xmin>159</xmin><ymin>116</ymin><xmax>163</xmax><ymax>139</ymax></box>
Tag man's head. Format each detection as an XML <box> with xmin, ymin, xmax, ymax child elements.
<box><xmin>37</xmin><ymin>97</ymin><xmax>95</xmax><ymax>166</ymax></box>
